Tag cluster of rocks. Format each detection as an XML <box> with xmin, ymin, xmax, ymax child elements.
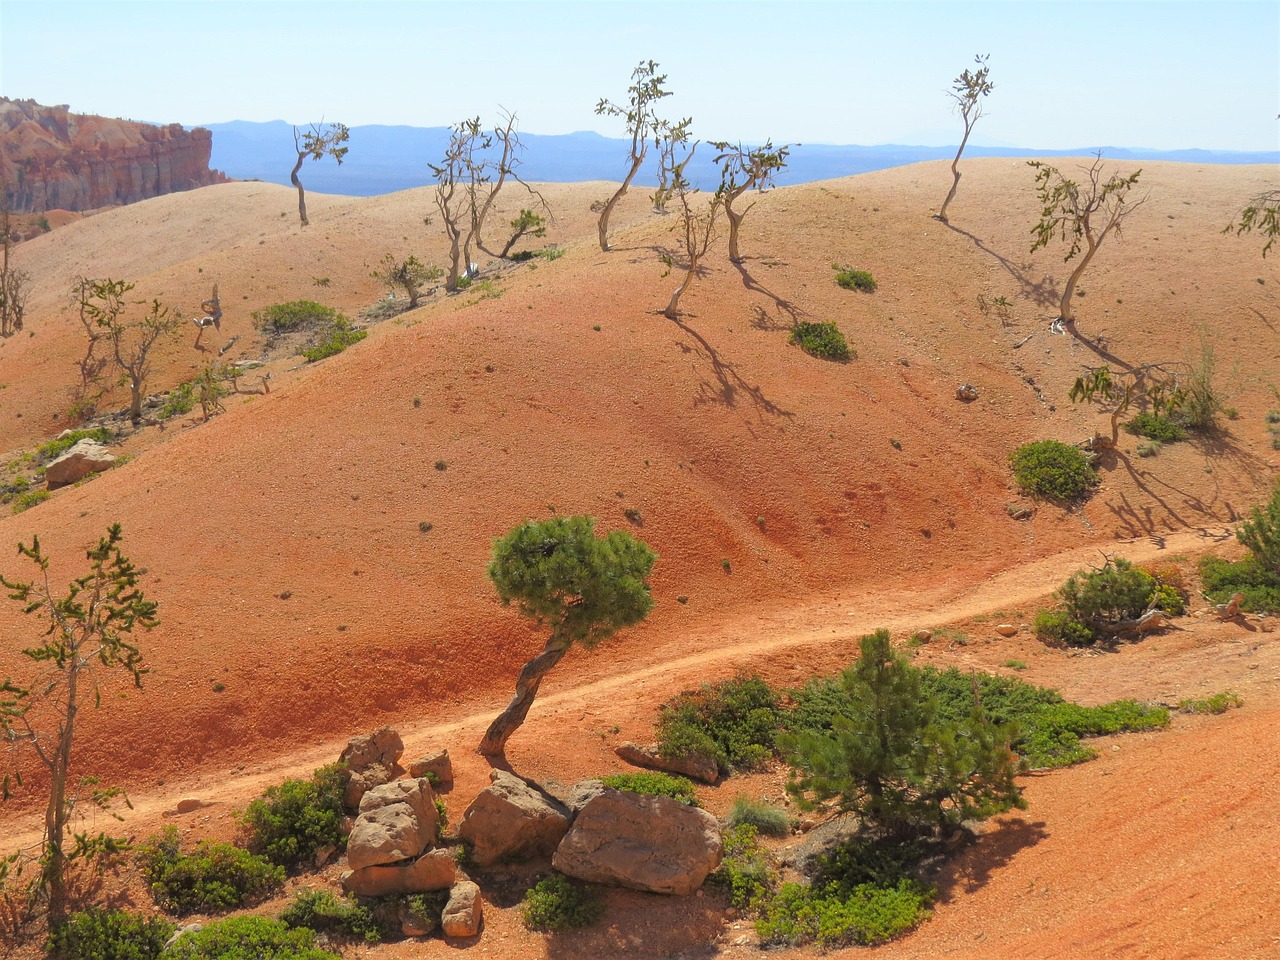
<box><xmin>331</xmin><ymin>727</ymin><xmax>724</xmax><ymax>942</ymax></box>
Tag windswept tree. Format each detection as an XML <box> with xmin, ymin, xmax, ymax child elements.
<box><xmin>1029</xmin><ymin>154</ymin><xmax>1146</xmax><ymax>326</ymax></box>
<box><xmin>937</xmin><ymin>54</ymin><xmax>994</xmax><ymax>223</ymax></box>
<box><xmin>650</xmin><ymin>117</ymin><xmax>694</xmax><ymax>213</ymax></box>
<box><xmin>431</xmin><ymin>117</ymin><xmax>489</xmax><ymax>292</ymax></box>
<box><xmin>479</xmin><ymin>516</ymin><xmax>656</xmax><ymax>755</ymax></box>
<box><xmin>470</xmin><ymin>112</ymin><xmax>547</xmax><ymax>259</ymax></box>
<box><xmin>1069</xmin><ymin>363</ymin><xmax>1188</xmax><ymax>447</ymax></box>
<box><xmin>82</xmin><ymin>279</ymin><xmax>183</xmax><ymax>424</ymax></box>
<box><xmin>663</xmin><ymin>148</ymin><xmax>722</xmax><ymax>320</ymax></box>
<box><xmin>372</xmin><ymin>253</ymin><xmax>441</xmax><ymax>309</ymax></box>
<box><xmin>290</xmin><ymin>122</ymin><xmax>350</xmax><ymax>227</ymax></box>
<box><xmin>498</xmin><ymin>209</ymin><xmax>547</xmax><ymax>258</ymax></box>
<box><xmin>1</xmin><ymin>525</ymin><xmax>157</xmax><ymax>925</ymax></box>
<box><xmin>595</xmin><ymin>60</ymin><xmax>676</xmax><ymax>251</ymax></box>
<box><xmin>1225</xmin><ymin>190</ymin><xmax>1280</xmax><ymax>256</ymax></box>
<box><xmin>711</xmin><ymin>139</ymin><xmax>791</xmax><ymax>262</ymax></box>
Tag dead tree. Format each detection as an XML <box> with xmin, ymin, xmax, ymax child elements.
<box><xmin>470</xmin><ymin>112</ymin><xmax>548</xmax><ymax>258</ymax></box>
<box><xmin>430</xmin><ymin>117</ymin><xmax>489</xmax><ymax>291</ymax></box>
<box><xmin>290</xmin><ymin>122</ymin><xmax>349</xmax><ymax>226</ymax></box>
<box><xmin>0</xmin><ymin>193</ymin><xmax>29</xmax><ymax>337</ymax></box>
<box><xmin>191</xmin><ymin>283</ymin><xmax>222</xmax><ymax>349</ymax></box>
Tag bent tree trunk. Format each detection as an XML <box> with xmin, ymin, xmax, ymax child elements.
<box><xmin>1058</xmin><ymin>234</ymin><xmax>1098</xmax><ymax>324</ymax></box>
<box><xmin>478</xmin><ymin>636</ymin><xmax>570</xmax><ymax>755</ymax></box>
<box><xmin>291</xmin><ymin>153</ymin><xmax>308</xmax><ymax>226</ymax></box>
<box><xmin>664</xmin><ymin>256</ymin><xmax>701</xmax><ymax>320</ymax></box>
<box><xmin>597</xmin><ymin>154</ymin><xmax>646</xmax><ymax>252</ymax></box>
<box><xmin>725</xmin><ymin>202</ymin><xmax>746</xmax><ymax>263</ymax></box>
<box><xmin>937</xmin><ymin>122</ymin><xmax>974</xmax><ymax>223</ymax></box>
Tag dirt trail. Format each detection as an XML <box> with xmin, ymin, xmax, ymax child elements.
<box><xmin>0</xmin><ymin>524</ymin><xmax>1232</xmax><ymax>857</ymax></box>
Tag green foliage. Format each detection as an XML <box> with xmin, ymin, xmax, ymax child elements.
<box><xmin>725</xmin><ymin>796</ymin><xmax>790</xmax><ymax>837</ymax></box>
<box><xmin>1178</xmin><ymin>692</ymin><xmax>1243</xmax><ymax>715</ymax></box>
<box><xmin>782</xmin><ymin>630</ymin><xmax>1024</xmax><ymax>839</ymax></box>
<box><xmin>11</xmin><ymin>489</ymin><xmax>49</xmax><ymax>513</ymax></box>
<box><xmin>238</xmin><ymin>764</ymin><xmax>347</xmax><ymax>870</ymax></box>
<box><xmin>1017</xmin><ymin>700</ymin><xmax>1168</xmax><ymax>769</ymax></box>
<box><xmin>36</xmin><ymin>428</ymin><xmax>113</xmax><ymax>462</ymax></box>
<box><xmin>279</xmin><ymin>889</ymin><xmax>383</xmax><ymax>944</ymax></box>
<box><xmin>599</xmin><ymin>771</ymin><xmax>698</xmax><ymax>806</ymax></box>
<box><xmin>1055</xmin><ymin>558</ymin><xmax>1156</xmax><ymax>643</ymax></box>
<box><xmin>1237</xmin><ymin>481</ymin><xmax>1280</xmax><ymax>575</ymax></box>
<box><xmin>1123</xmin><ymin>412</ymin><xmax>1187</xmax><ymax>443</ymax></box>
<box><xmin>49</xmin><ymin>908</ymin><xmax>175</xmax><ymax>960</ymax></box>
<box><xmin>157</xmin><ymin>381</ymin><xmax>196</xmax><ymax>421</ymax></box>
<box><xmin>1198</xmin><ymin>555</ymin><xmax>1280</xmax><ymax>613</ymax></box>
<box><xmin>136</xmin><ymin>827</ymin><xmax>284</xmax><ymax>916</ymax></box>
<box><xmin>833</xmin><ymin>266</ymin><xmax>877</xmax><ymax>292</ymax></box>
<box><xmin>656</xmin><ymin>674</ymin><xmax>782</xmax><ymax>774</ymax></box>
<box><xmin>252</xmin><ymin>300</ymin><xmax>342</xmax><ymax>334</ymax></box>
<box><xmin>1149</xmin><ymin>583</ymin><xmax>1186</xmax><ymax>615</ymax></box>
<box><xmin>160</xmin><ymin>915</ymin><xmax>339</xmax><ymax>960</ymax></box>
<box><xmin>789</xmin><ymin>321</ymin><xmax>853</xmax><ymax>362</ymax></box>
<box><xmin>301</xmin><ymin>320</ymin><xmax>367</xmax><ymax>362</ymax></box>
<box><xmin>755</xmin><ymin>878</ymin><xmax>931</xmax><ymax>948</ymax></box>
<box><xmin>708</xmin><ymin>824</ymin><xmax>776</xmax><ymax>910</ymax></box>
<box><xmin>1009</xmin><ymin>439</ymin><xmax>1097</xmax><ymax>503</ymax></box>
<box><xmin>488</xmin><ymin>515</ymin><xmax>656</xmax><ymax>650</ymax></box>
<box><xmin>520</xmin><ymin>873</ymin><xmax>605</xmax><ymax>931</ymax></box>
<box><xmin>1032</xmin><ymin>609</ymin><xmax>1095</xmax><ymax>646</ymax></box>
<box><xmin>1225</xmin><ymin>190</ymin><xmax>1280</xmax><ymax>256</ymax></box>
<box><xmin>371</xmin><ymin>254</ymin><xmax>441</xmax><ymax>308</ymax></box>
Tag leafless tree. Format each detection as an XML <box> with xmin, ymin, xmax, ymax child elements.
<box><xmin>937</xmin><ymin>55</ymin><xmax>994</xmax><ymax>223</ymax></box>
<box><xmin>290</xmin><ymin>122</ymin><xmax>349</xmax><ymax>226</ymax></box>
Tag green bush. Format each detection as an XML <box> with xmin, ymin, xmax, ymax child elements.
<box><xmin>136</xmin><ymin>827</ymin><xmax>284</xmax><ymax>916</ymax></box>
<box><xmin>755</xmin><ymin>878</ymin><xmax>930</xmax><ymax>948</ymax></box>
<box><xmin>279</xmin><ymin>889</ymin><xmax>384</xmax><ymax>944</ymax></box>
<box><xmin>1178</xmin><ymin>692</ymin><xmax>1243</xmax><ymax>715</ymax></box>
<box><xmin>599</xmin><ymin>771</ymin><xmax>698</xmax><ymax>806</ymax></box>
<box><xmin>253</xmin><ymin>300</ymin><xmax>343</xmax><ymax>334</ymax></box>
<box><xmin>1123</xmin><ymin>412</ymin><xmax>1187</xmax><ymax>443</ymax></box>
<box><xmin>656</xmin><ymin>674</ymin><xmax>782</xmax><ymax>774</ymax></box>
<box><xmin>157</xmin><ymin>381</ymin><xmax>197</xmax><ymax>421</ymax></box>
<box><xmin>1198</xmin><ymin>555</ymin><xmax>1280</xmax><ymax>613</ymax></box>
<box><xmin>725</xmin><ymin>796</ymin><xmax>790</xmax><ymax>837</ymax></box>
<box><xmin>520</xmin><ymin>873</ymin><xmax>605</xmax><ymax>931</ymax></box>
<box><xmin>160</xmin><ymin>915</ymin><xmax>339</xmax><ymax>960</ymax></box>
<box><xmin>12</xmin><ymin>489</ymin><xmax>50</xmax><ymax>513</ymax></box>
<box><xmin>1237</xmin><ymin>481</ymin><xmax>1280</xmax><ymax>575</ymax></box>
<box><xmin>49</xmin><ymin>908</ymin><xmax>175</xmax><ymax>960</ymax></box>
<box><xmin>302</xmin><ymin>320</ymin><xmax>367</xmax><ymax>362</ymax></box>
<box><xmin>37</xmin><ymin>427</ymin><xmax>113</xmax><ymax>462</ymax></box>
<box><xmin>833</xmin><ymin>266</ymin><xmax>877</xmax><ymax>293</ymax></box>
<box><xmin>1149</xmin><ymin>582</ymin><xmax>1187</xmax><ymax>615</ymax></box>
<box><xmin>238</xmin><ymin>764</ymin><xmax>347</xmax><ymax>870</ymax></box>
<box><xmin>1057</xmin><ymin>558</ymin><xmax>1156</xmax><ymax>642</ymax></box>
<box><xmin>790</xmin><ymin>321</ymin><xmax>854</xmax><ymax>362</ymax></box>
<box><xmin>708</xmin><ymin>824</ymin><xmax>777</xmax><ymax>910</ymax></box>
<box><xmin>1032</xmin><ymin>609</ymin><xmax>1094</xmax><ymax>647</ymax></box>
<box><xmin>1009</xmin><ymin>439</ymin><xmax>1097</xmax><ymax>503</ymax></box>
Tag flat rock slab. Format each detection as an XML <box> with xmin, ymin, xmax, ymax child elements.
<box><xmin>341</xmin><ymin>848</ymin><xmax>457</xmax><ymax>897</ymax></box>
<box><xmin>614</xmin><ymin>741</ymin><xmax>719</xmax><ymax>784</ymax></box>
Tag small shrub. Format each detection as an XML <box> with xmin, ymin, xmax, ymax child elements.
<box><xmin>238</xmin><ymin>764</ymin><xmax>347</xmax><ymax>870</ymax></box>
<box><xmin>599</xmin><ymin>771</ymin><xmax>698</xmax><ymax>806</ymax></box>
<box><xmin>1237</xmin><ymin>481</ymin><xmax>1280</xmax><ymax>575</ymax></box>
<box><xmin>708</xmin><ymin>824</ymin><xmax>777</xmax><ymax>909</ymax></box>
<box><xmin>1178</xmin><ymin>692</ymin><xmax>1243</xmax><ymax>714</ymax></box>
<box><xmin>253</xmin><ymin>300</ymin><xmax>343</xmax><ymax>334</ymax></box>
<box><xmin>161</xmin><ymin>915</ymin><xmax>339</xmax><ymax>960</ymax></box>
<box><xmin>49</xmin><ymin>908</ymin><xmax>175</xmax><ymax>960</ymax></box>
<box><xmin>1003</xmin><ymin>659</ymin><xmax>1028</xmax><ymax>670</ymax></box>
<box><xmin>1149</xmin><ymin>583</ymin><xmax>1186</xmax><ymax>615</ymax></box>
<box><xmin>790</xmin><ymin>321</ymin><xmax>853</xmax><ymax>362</ymax></box>
<box><xmin>36</xmin><ymin>427</ymin><xmax>114</xmax><ymax>462</ymax></box>
<box><xmin>1123</xmin><ymin>412</ymin><xmax>1187</xmax><ymax>443</ymax></box>
<box><xmin>521</xmin><ymin>873</ymin><xmax>605</xmax><ymax>931</ymax></box>
<box><xmin>280</xmin><ymin>889</ymin><xmax>383</xmax><ymax>944</ymax></box>
<box><xmin>157</xmin><ymin>381</ymin><xmax>197</xmax><ymax>421</ymax></box>
<box><xmin>136</xmin><ymin>827</ymin><xmax>284</xmax><ymax>915</ymax></box>
<box><xmin>537</xmin><ymin>246</ymin><xmax>565</xmax><ymax>261</ymax></box>
<box><xmin>656</xmin><ymin>674</ymin><xmax>782</xmax><ymax>774</ymax></box>
<box><xmin>12</xmin><ymin>489</ymin><xmax>50</xmax><ymax>513</ymax></box>
<box><xmin>1198</xmin><ymin>555</ymin><xmax>1280</xmax><ymax>613</ymax></box>
<box><xmin>302</xmin><ymin>320</ymin><xmax>367</xmax><ymax>362</ymax></box>
<box><xmin>1009</xmin><ymin>440</ymin><xmax>1097</xmax><ymax>503</ymax></box>
<box><xmin>1054</xmin><ymin>558</ymin><xmax>1156</xmax><ymax>644</ymax></box>
<box><xmin>1266</xmin><ymin>409</ymin><xmax>1280</xmax><ymax>424</ymax></box>
<box><xmin>1136</xmin><ymin>440</ymin><xmax>1162</xmax><ymax>458</ymax></box>
<box><xmin>755</xmin><ymin>878</ymin><xmax>930</xmax><ymax>948</ymax></box>
<box><xmin>833</xmin><ymin>265</ymin><xmax>877</xmax><ymax>293</ymax></box>
<box><xmin>725</xmin><ymin>796</ymin><xmax>790</xmax><ymax>837</ymax></box>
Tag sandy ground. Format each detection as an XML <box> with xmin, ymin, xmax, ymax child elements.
<box><xmin>0</xmin><ymin>158</ymin><xmax>1278</xmax><ymax>958</ymax></box>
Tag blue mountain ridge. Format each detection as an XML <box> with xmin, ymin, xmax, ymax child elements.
<box><xmin>201</xmin><ymin>120</ymin><xmax>1278</xmax><ymax>198</ymax></box>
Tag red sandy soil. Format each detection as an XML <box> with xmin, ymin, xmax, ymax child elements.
<box><xmin>0</xmin><ymin>159</ymin><xmax>1278</xmax><ymax>959</ymax></box>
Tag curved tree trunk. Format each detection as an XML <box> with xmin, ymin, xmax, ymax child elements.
<box><xmin>1058</xmin><ymin>234</ymin><xmax>1098</xmax><ymax>324</ymax></box>
<box><xmin>597</xmin><ymin>154</ymin><xmax>646</xmax><ymax>252</ymax></box>
<box><xmin>478</xmin><ymin>637</ymin><xmax>570</xmax><ymax>755</ymax></box>
<box><xmin>291</xmin><ymin>153</ymin><xmax>308</xmax><ymax>227</ymax></box>
<box><xmin>937</xmin><ymin>122</ymin><xmax>974</xmax><ymax>223</ymax></box>
<box><xmin>664</xmin><ymin>258</ymin><xmax>699</xmax><ymax>320</ymax></box>
<box><xmin>725</xmin><ymin>204</ymin><xmax>745</xmax><ymax>263</ymax></box>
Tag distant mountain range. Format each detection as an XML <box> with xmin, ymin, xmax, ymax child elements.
<box><xmin>203</xmin><ymin>120</ymin><xmax>1278</xmax><ymax>198</ymax></box>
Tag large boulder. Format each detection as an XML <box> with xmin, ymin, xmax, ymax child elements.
<box><xmin>458</xmin><ymin>770</ymin><xmax>571</xmax><ymax>866</ymax></box>
<box><xmin>346</xmin><ymin>778</ymin><xmax>439</xmax><ymax>871</ymax></box>
<box><xmin>340</xmin><ymin>727</ymin><xmax>404</xmax><ymax>809</ymax></box>
<box><xmin>553</xmin><ymin>788</ymin><xmax>722</xmax><ymax>895</ymax></box>
<box><xmin>441</xmin><ymin>880</ymin><xmax>483</xmax><ymax>938</ymax></box>
<box><xmin>341</xmin><ymin>848</ymin><xmax>456</xmax><ymax>897</ymax></box>
<box><xmin>45</xmin><ymin>440</ymin><xmax>115</xmax><ymax>490</ymax></box>
<box><xmin>614</xmin><ymin>741</ymin><xmax>719</xmax><ymax>784</ymax></box>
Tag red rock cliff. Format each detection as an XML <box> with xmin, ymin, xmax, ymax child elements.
<box><xmin>0</xmin><ymin>98</ymin><xmax>229</xmax><ymax>212</ymax></box>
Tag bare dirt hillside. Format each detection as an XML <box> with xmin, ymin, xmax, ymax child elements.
<box><xmin>1</xmin><ymin>158</ymin><xmax>1277</xmax><ymax>959</ymax></box>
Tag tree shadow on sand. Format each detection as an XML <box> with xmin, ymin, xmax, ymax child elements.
<box><xmin>672</xmin><ymin>316</ymin><xmax>794</xmax><ymax>420</ymax></box>
<box><xmin>733</xmin><ymin>259</ymin><xmax>812</xmax><ymax>331</ymax></box>
<box><xmin>930</xmin><ymin>817</ymin><xmax>1049</xmax><ymax>903</ymax></box>
<box><xmin>942</xmin><ymin>221</ymin><xmax>1061</xmax><ymax>313</ymax></box>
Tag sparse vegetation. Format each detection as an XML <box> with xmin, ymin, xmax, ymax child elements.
<box><xmin>521</xmin><ymin>873</ymin><xmax>605</xmax><ymax>931</ymax></box>
<box><xmin>937</xmin><ymin>54</ymin><xmax>994</xmax><ymax>223</ymax></box>
<box><xmin>1009</xmin><ymin>439</ymin><xmax>1097</xmax><ymax>503</ymax></box>
<box><xmin>372</xmin><ymin>254</ymin><xmax>441</xmax><ymax>308</ymax></box>
<box><xmin>48</xmin><ymin>907</ymin><xmax>175</xmax><ymax>960</ymax></box>
<box><xmin>279</xmin><ymin>889</ymin><xmax>384</xmax><ymax>944</ymax></box>
<box><xmin>833</xmin><ymin>265</ymin><xmax>877</xmax><ymax>292</ymax></box>
<box><xmin>656</xmin><ymin>674</ymin><xmax>781</xmax><ymax>774</ymax></box>
<box><xmin>253</xmin><ymin>300</ymin><xmax>342</xmax><ymax>335</ymax></box>
<box><xmin>301</xmin><ymin>319</ymin><xmax>366</xmax><ymax>362</ymax></box>
<box><xmin>1179</xmin><ymin>692</ymin><xmax>1243</xmax><ymax>715</ymax></box>
<box><xmin>1124</xmin><ymin>411</ymin><xmax>1187</xmax><ymax>443</ymax></box>
<box><xmin>708</xmin><ymin>824</ymin><xmax>776</xmax><ymax>910</ymax></box>
<box><xmin>161</xmin><ymin>914</ymin><xmax>340</xmax><ymax>960</ymax></box>
<box><xmin>790</xmin><ymin>321</ymin><xmax>853</xmax><ymax>362</ymax></box>
<box><xmin>725</xmin><ymin>796</ymin><xmax>790</xmax><ymax>837</ymax></box>
<box><xmin>599</xmin><ymin>771</ymin><xmax>698</xmax><ymax>806</ymax></box>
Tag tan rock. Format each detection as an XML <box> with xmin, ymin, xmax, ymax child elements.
<box><xmin>614</xmin><ymin>741</ymin><xmax>719</xmax><ymax>784</ymax></box>
<box><xmin>46</xmin><ymin>440</ymin><xmax>115</xmax><ymax>490</ymax></box>
<box><xmin>407</xmin><ymin>748</ymin><xmax>453</xmax><ymax>784</ymax></box>
<box><xmin>458</xmin><ymin>770</ymin><xmax>570</xmax><ymax>866</ymax></box>
<box><xmin>347</xmin><ymin>778</ymin><xmax>439</xmax><ymax>870</ymax></box>
<box><xmin>441</xmin><ymin>880</ymin><xmax>482</xmax><ymax>938</ymax></box>
<box><xmin>341</xmin><ymin>848</ymin><xmax>457</xmax><ymax>897</ymax></box>
<box><xmin>995</xmin><ymin>623</ymin><xmax>1018</xmax><ymax>637</ymax></box>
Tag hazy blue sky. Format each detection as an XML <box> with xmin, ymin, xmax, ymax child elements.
<box><xmin>2</xmin><ymin>0</ymin><xmax>1276</xmax><ymax>151</ymax></box>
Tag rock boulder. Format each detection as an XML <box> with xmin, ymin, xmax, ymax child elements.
<box><xmin>614</xmin><ymin>741</ymin><xmax>719</xmax><ymax>784</ymax></box>
<box><xmin>45</xmin><ymin>440</ymin><xmax>115</xmax><ymax>490</ymax></box>
<box><xmin>346</xmin><ymin>778</ymin><xmax>439</xmax><ymax>871</ymax></box>
<box><xmin>441</xmin><ymin>880</ymin><xmax>483</xmax><ymax>938</ymax></box>
<box><xmin>458</xmin><ymin>770</ymin><xmax>570</xmax><ymax>866</ymax></box>
<box><xmin>341</xmin><ymin>848</ymin><xmax>456</xmax><ymax>897</ymax></box>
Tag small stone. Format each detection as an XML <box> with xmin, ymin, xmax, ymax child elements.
<box><xmin>914</xmin><ymin>630</ymin><xmax>932</xmax><ymax>643</ymax></box>
<box><xmin>995</xmin><ymin>624</ymin><xmax>1018</xmax><ymax>637</ymax></box>
<box><xmin>441</xmin><ymin>880</ymin><xmax>482</xmax><ymax>938</ymax></box>
<box><xmin>176</xmin><ymin>799</ymin><xmax>202</xmax><ymax>814</ymax></box>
